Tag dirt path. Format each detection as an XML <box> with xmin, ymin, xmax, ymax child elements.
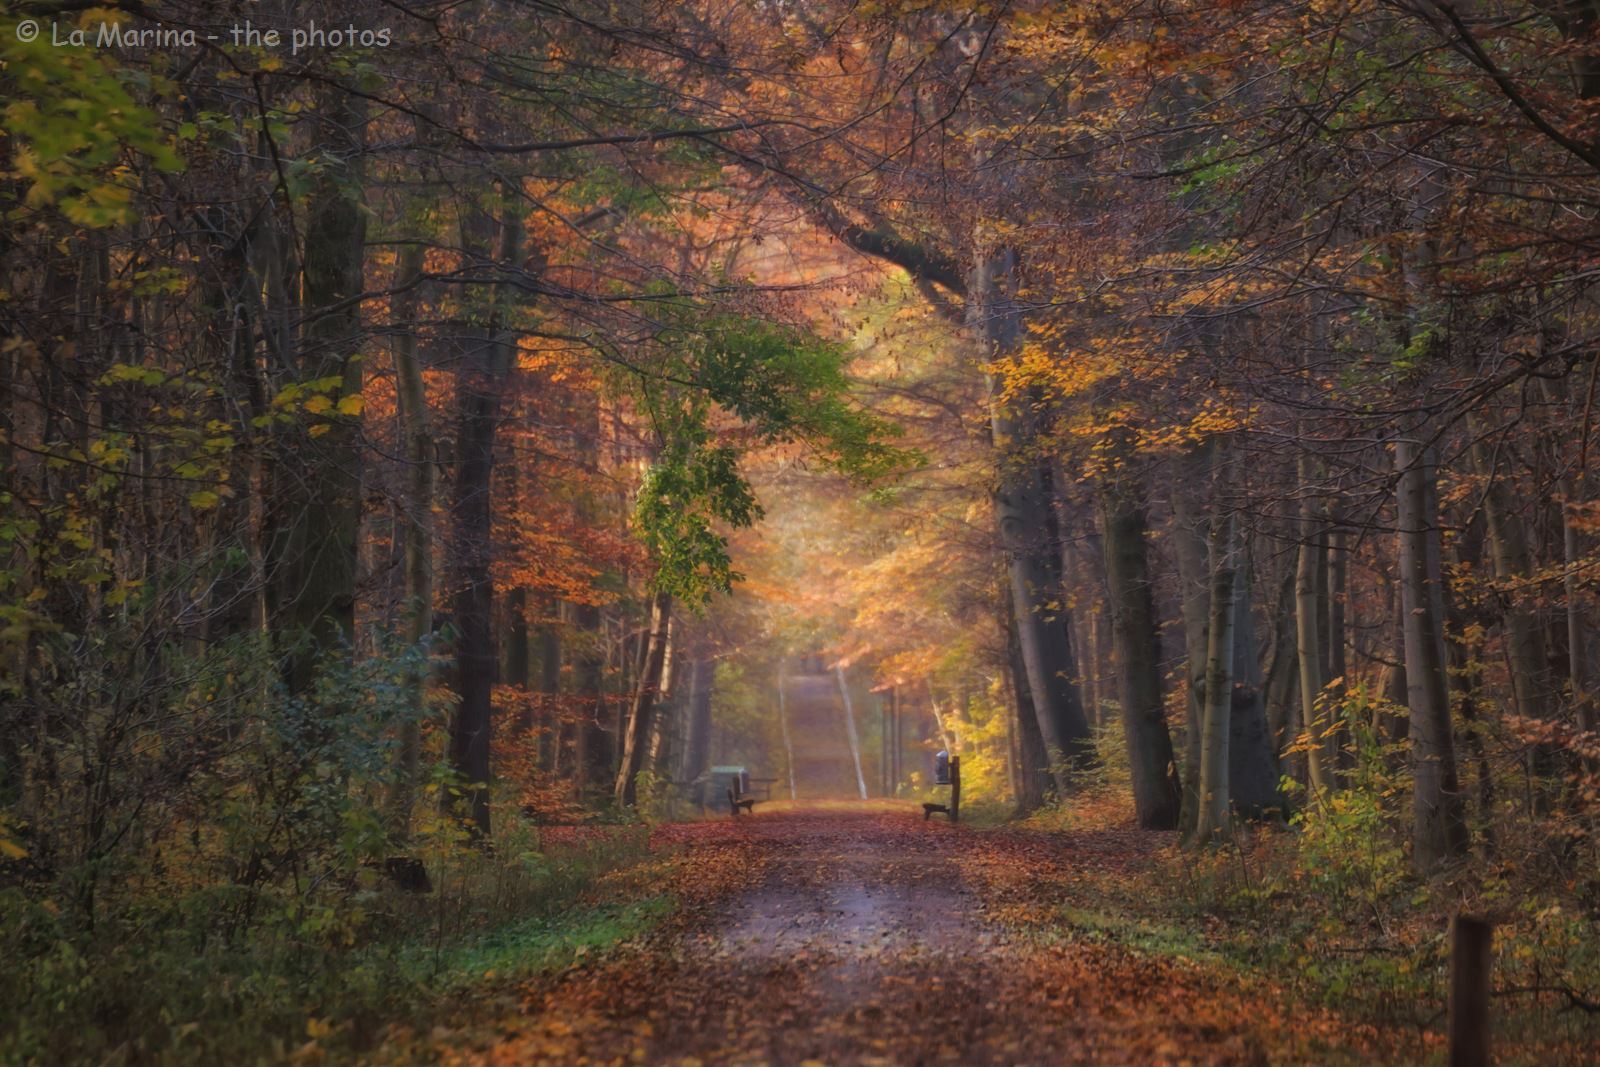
<box><xmin>427</xmin><ymin>805</ymin><xmax>1358</xmax><ymax>1066</ymax></box>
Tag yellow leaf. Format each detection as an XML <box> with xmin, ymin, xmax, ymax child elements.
<box><xmin>309</xmin><ymin>423</ymin><xmax>331</xmax><ymax>438</ymax></box>
<box><xmin>303</xmin><ymin>395</ymin><xmax>332</xmax><ymax>415</ymax></box>
<box><xmin>336</xmin><ymin>394</ymin><xmax>364</xmax><ymax>417</ymax></box>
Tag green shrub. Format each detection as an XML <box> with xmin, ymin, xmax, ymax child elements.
<box><xmin>0</xmin><ymin>635</ymin><xmax>663</xmax><ymax>1065</ymax></box>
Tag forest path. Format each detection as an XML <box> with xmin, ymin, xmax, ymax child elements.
<box><xmin>427</xmin><ymin>804</ymin><xmax>1353</xmax><ymax>1066</ymax></box>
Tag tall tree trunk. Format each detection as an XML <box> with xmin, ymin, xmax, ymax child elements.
<box><xmin>1556</xmin><ymin>360</ymin><xmax>1598</xmax><ymax>751</ymax></box>
<box><xmin>646</xmin><ymin>694</ymin><xmax>671</xmax><ymax>778</ymax></box>
<box><xmin>1007</xmin><ymin>599</ymin><xmax>1051</xmax><ymax>814</ymax></box>
<box><xmin>880</xmin><ymin>687</ymin><xmax>892</xmax><ymax>798</ymax></box>
<box><xmin>445</xmin><ymin>199</ymin><xmax>521</xmax><ymax>838</ymax></box>
<box><xmin>1230</xmin><ymin>550</ymin><xmax>1284</xmax><ymax>819</ymax></box>
<box><xmin>1003</xmin><ymin>677</ymin><xmax>1021</xmax><ymax>804</ymax></box>
<box><xmin>447</xmin><ymin>359</ymin><xmax>499</xmax><ymax>836</ymax></box>
<box><xmin>573</xmin><ymin>601</ymin><xmax>612</xmax><ymax>802</ymax></box>
<box><xmin>1295</xmin><ymin>455</ymin><xmax>1337</xmax><ymax>796</ymax></box>
<box><xmin>1055</xmin><ymin>477</ymin><xmax>1104</xmax><ymax>734</ymax></box>
<box><xmin>386</xmin><ymin>240</ymin><xmax>432</xmax><ymax>836</ymax></box>
<box><xmin>1565</xmin><ymin>495</ymin><xmax>1599</xmax><ymax>748</ymax></box>
<box><xmin>1326</xmin><ymin>526</ymin><xmax>1348</xmax><ymax>690</ymax></box>
<box><xmin>683</xmin><ymin>658</ymin><xmax>715</xmax><ymax>795</ymax></box>
<box><xmin>1260</xmin><ymin>550</ymin><xmax>1299</xmax><ymax>783</ymax></box>
<box><xmin>835</xmin><ymin>664</ymin><xmax>870</xmax><ymax>800</ymax></box>
<box><xmin>1395</xmin><ymin>437</ymin><xmax>1469</xmax><ymax>872</ymax></box>
<box><xmin>1196</xmin><ymin>499</ymin><xmax>1240</xmax><ymax>844</ymax></box>
<box><xmin>615</xmin><ymin>590</ymin><xmax>672</xmax><ymax>806</ymax></box>
<box><xmin>929</xmin><ymin>688</ymin><xmax>954</xmax><ymax>753</ymax></box>
<box><xmin>1377</xmin><ymin>580</ymin><xmax>1410</xmax><ymax>747</ymax></box>
<box><xmin>1440</xmin><ymin>528</ymin><xmax>1499</xmax><ymax>851</ymax></box>
<box><xmin>280</xmin><ymin>82</ymin><xmax>368</xmax><ymax>693</ymax></box>
<box><xmin>976</xmin><ymin>247</ymin><xmax>1095</xmax><ymax>789</ymax></box>
<box><xmin>507</xmin><ymin>585</ymin><xmax>531</xmax><ymax>729</ymax></box>
<box><xmin>645</xmin><ymin>617</ymin><xmax>678</xmax><ymax>776</ymax></box>
<box><xmin>1472</xmin><ymin>437</ymin><xmax>1557</xmax><ymax>776</ymax></box>
<box><xmin>535</xmin><ymin>602</ymin><xmax>562</xmax><ymax>771</ymax></box>
<box><xmin>1328</xmin><ymin>524</ymin><xmax>1354</xmax><ymax>773</ymax></box>
<box><xmin>1085</xmin><ymin>608</ymin><xmax>1104</xmax><ymax>727</ymax></box>
<box><xmin>1262</xmin><ymin>561</ymin><xmax>1300</xmax><ymax>771</ymax></box>
<box><xmin>776</xmin><ymin>661</ymin><xmax>797</xmax><ymax>800</ymax></box>
<box><xmin>1170</xmin><ymin>447</ymin><xmax>1212</xmax><ymax>835</ymax></box>
<box><xmin>890</xmin><ymin>682</ymin><xmax>903</xmax><ymax>792</ymax></box>
<box><xmin>1099</xmin><ymin>444</ymin><xmax>1183</xmax><ymax>830</ymax></box>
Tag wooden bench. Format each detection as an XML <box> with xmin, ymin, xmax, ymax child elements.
<box><xmin>922</xmin><ymin>755</ymin><xmax>961</xmax><ymax>822</ymax></box>
<box><xmin>727</xmin><ymin>787</ymin><xmax>757</xmax><ymax>816</ymax></box>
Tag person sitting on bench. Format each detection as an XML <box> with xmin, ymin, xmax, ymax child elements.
<box><xmin>727</xmin><ymin>783</ymin><xmax>757</xmax><ymax>816</ymax></box>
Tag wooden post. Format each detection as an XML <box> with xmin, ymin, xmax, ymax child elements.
<box><xmin>1448</xmin><ymin>911</ymin><xmax>1492</xmax><ymax>1067</ymax></box>
<box><xmin>950</xmin><ymin>755</ymin><xmax>961</xmax><ymax>823</ymax></box>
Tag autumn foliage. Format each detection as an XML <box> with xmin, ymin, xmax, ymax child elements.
<box><xmin>2</xmin><ymin>0</ymin><xmax>1600</xmax><ymax>1062</ymax></box>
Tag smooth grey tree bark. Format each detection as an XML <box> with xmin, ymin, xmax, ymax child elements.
<box><xmin>1099</xmin><ymin>437</ymin><xmax>1182</xmax><ymax>830</ymax></box>
<box><xmin>1261</xmin><ymin>563</ymin><xmax>1299</xmax><ymax>759</ymax></box>
<box><xmin>975</xmin><ymin>246</ymin><xmax>1095</xmax><ymax>790</ymax></box>
<box><xmin>1227</xmin><ymin>552</ymin><xmax>1283</xmax><ymax>820</ymax></box>
<box><xmin>832</xmin><ymin>662</ymin><xmax>870</xmax><ymax>796</ymax></box>
<box><xmin>835</xmin><ymin>664</ymin><xmax>870</xmax><ymax>800</ymax></box>
<box><xmin>1295</xmin><ymin>454</ymin><xmax>1337</xmax><ymax>796</ymax></box>
<box><xmin>1473</xmin><ymin>436</ymin><xmax>1557</xmax><ymax>776</ymax></box>
<box><xmin>1326</xmin><ymin>523</ymin><xmax>1350</xmax><ymax>778</ymax></box>
<box><xmin>1170</xmin><ymin>447</ymin><xmax>1212</xmax><ymax>835</ymax></box>
<box><xmin>1395</xmin><ymin>436</ymin><xmax>1469</xmax><ymax>872</ymax></box>
<box><xmin>682</xmin><ymin>658</ymin><xmax>715</xmax><ymax>797</ymax></box>
<box><xmin>614</xmin><ymin>590</ymin><xmax>673</xmax><ymax>806</ymax></box>
<box><xmin>1196</xmin><ymin>498</ymin><xmax>1240</xmax><ymax>844</ymax></box>
<box><xmin>1006</xmin><ymin>600</ymin><xmax>1053</xmax><ymax>815</ymax></box>
<box><xmin>1376</xmin><ymin>580</ymin><xmax>1410</xmax><ymax>748</ymax></box>
<box><xmin>1177</xmin><ymin>451</ymin><xmax>1281</xmax><ymax>826</ymax></box>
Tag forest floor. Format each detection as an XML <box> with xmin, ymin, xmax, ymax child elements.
<box><xmin>368</xmin><ymin>800</ymin><xmax>1408</xmax><ymax>1066</ymax></box>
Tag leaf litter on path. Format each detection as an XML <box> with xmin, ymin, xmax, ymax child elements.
<box><xmin>399</xmin><ymin>805</ymin><xmax>1383</xmax><ymax>1066</ymax></box>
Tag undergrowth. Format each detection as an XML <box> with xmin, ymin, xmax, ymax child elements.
<box><xmin>1003</xmin><ymin>717</ymin><xmax>1600</xmax><ymax>1065</ymax></box>
<box><xmin>0</xmin><ymin>818</ymin><xmax>669</xmax><ymax>1065</ymax></box>
<box><xmin>0</xmin><ymin>641</ymin><xmax>677</xmax><ymax>1065</ymax></box>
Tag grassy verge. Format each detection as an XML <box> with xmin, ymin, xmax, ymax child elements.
<box><xmin>403</xmin><ymin>893</ymin><xmax>675</xmax><ymax>995</ymax></box>
<box><xmin>981</xmin><ymin>774</ymin><xmax>1600</xmax><ymax>1066</ymax></box>
<box><xmin>0</xmin><ymin>821</ymin><xmax>678</xmax><ymax>1065</ymax></box>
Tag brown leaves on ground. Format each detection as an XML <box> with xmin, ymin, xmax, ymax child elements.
<box><xmin>399</xmin><ymin>804</ymin><xmax>1393</xmax><ymax>1066</ymax></box>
